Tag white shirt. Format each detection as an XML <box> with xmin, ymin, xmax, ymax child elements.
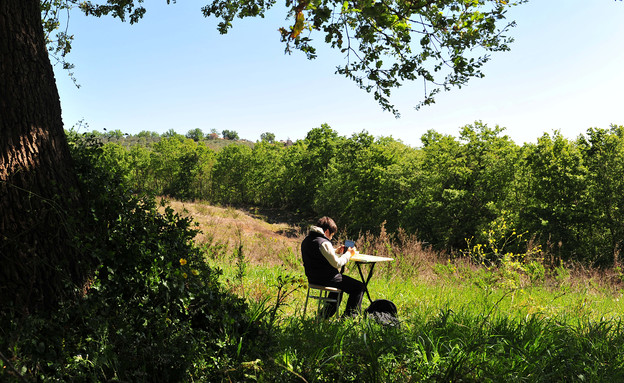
<box><xmin>310</xmin><ymin>226</ymin><xmax>351</xmax><ymax>270</ymax></box>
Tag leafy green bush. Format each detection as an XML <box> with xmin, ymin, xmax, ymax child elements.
<box><xmin>0</xmin><ymin>132</ymin><xmax>257</xmax><ymax>382</ymax></box>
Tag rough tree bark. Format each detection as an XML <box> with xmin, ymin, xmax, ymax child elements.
<box><xmin>0</xmin><ymin>0</ymin><xmax>85</xmax><ymax>313</ymax></box>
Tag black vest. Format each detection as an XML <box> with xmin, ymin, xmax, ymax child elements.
<box><xmin>301</xmin><ymin>230</ymin><xmax>339</xmax><ymax>283</ymax></box>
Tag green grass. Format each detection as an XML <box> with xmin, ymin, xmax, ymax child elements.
<box><xmin>177</xmin><ymin>200</ymin><xmax>624</xmax><ymax>381</ymax></box>
<box><xmin>212</xmin><ymin>247</ymin><xmax>624</xmax><ymax>382</ymax></box>
<box><xmin>215</xmin><ymin>255</ymin><xmax>624</xmax><ymax>324</ymax></box>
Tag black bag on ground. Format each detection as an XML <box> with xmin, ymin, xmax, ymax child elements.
<box><xmin>364</xmin><ymin>299</ymin><xmax>399</xmax><ymax>326</ymax></box>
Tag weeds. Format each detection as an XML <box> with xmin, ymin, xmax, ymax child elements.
<box><xmin>234</xmin><ymin>228</ymin><xmax>247</xmax><ymax>287</ymax></box>
<box><xmin>268</xmin><ymin>273</ymin><xmax>306</xmax><ymax>330</ymax></box>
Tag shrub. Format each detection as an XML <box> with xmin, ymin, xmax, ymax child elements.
<box><xmin>0</xmin><ymin>132</ymin><xmax>256</xmax><ymax>382</ymax></box>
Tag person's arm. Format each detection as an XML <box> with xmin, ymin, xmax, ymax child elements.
<box><xmin>319</xmin><ymin>241</ymin><xmax>353</xmax><ymax>269</ymax></box>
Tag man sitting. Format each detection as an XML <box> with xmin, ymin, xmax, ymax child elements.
<box><xmin>301</xmin><ymin>216</ymin><xmax>365</xmax><ymax>318</ymax></box>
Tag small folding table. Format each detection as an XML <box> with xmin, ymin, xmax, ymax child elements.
<box><xmin>349</xmin><ymin>254</ymin><xmax>394</xmax><ymax>303</ymax></box>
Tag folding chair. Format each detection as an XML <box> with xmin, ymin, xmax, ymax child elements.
<box><xmin>303</xmin><ymin>283</ymin><xmax>343</xmax><ymax>318</ymax></box>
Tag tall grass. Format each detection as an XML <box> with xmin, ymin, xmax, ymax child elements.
<box><xmin>172</xmin><ymin>200</ymin><xmax>624</xmax><ymax>381</ymax></box>
<box><xmin>257</xmin><ymin>308</ymin><xmax>624</xmax><ymax>382</ymax></box>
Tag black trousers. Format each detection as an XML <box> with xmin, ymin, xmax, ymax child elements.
<box><xmin>311</xmin><ymin>273</ymin><xmax>365</xmax><ymax>318</ymax></box>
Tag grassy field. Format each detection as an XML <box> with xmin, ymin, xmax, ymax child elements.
<box><xmin>165</xmin><ymin>199</ymin><xmax>624</xmax><ymax>321</ymax></box>
<box><xmin>165</xmin><ymin>199</ymin><xmax>624</xmax><ymax>382</ymax></box>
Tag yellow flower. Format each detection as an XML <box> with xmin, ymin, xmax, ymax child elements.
<box><xmin>179</xmin><ymin>258</ymin><xmax>187</xmax><ymax>266</ymax></box>
<box><xmin>191</xmin><ymin>269</ymin><xmax>199</xmax><ymax>276</ymax></box>
<box><xmin>182</xmin><ymin>273</ymin><xmax>188</xmax><ymax>279</ymax></box>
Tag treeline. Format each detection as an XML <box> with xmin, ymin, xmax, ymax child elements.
<box><xmin>72</xmin><ymin>122</ymin><xmax>624</xmax><ymax>267</ymax></box>
<box><xmin>80</xmin><ymin>127</ymin><xmax>261</xmax><ymax>150</ymax></box>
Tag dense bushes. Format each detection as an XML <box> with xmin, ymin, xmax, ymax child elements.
<box><xmin>77</xmin><ymin>123</ymin><xmax>624</xmax><ymax>266</ymax></box>
<box><xmin>0</xmin><ymin>133</ymin><xmax>256</xmax><ymax>382</ymax></box>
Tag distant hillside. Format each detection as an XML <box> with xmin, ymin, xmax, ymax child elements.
<box><xmin>98</xmin><ymin>135</ymin><xmax>256</xmax><ymax>151</ymax></box>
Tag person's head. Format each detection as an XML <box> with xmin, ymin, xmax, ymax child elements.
<box><xmin>317</xmin><ymin>216</ymin><xmax>337</xmax><ymax>238</ymax></box>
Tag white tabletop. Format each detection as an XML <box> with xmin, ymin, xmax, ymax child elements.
<box><xmin>350</xmin><ymin>254</ymin><xmax>394</xmax><ymax>263</ymax></box>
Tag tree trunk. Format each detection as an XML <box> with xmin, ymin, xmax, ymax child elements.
<box><xmin>0</xmin><ymin>0</ymin><xmax>85</xmax><ymax>313</ymax></box>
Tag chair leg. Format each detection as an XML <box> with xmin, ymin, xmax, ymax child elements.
<box><xmin>316</xmin><ymin>290</ymin><xmax>324</xmax><ymax>316</ymax></box>
<box><xmin>303</xmin><ymin>287</ymin><xmax>310</xmax><ymax>317</ymax></box>
<box><xmin>303</xmin><ymin>286</ymin><xmax>343</xmax><ymax>319</ymax></box>
<box><xmin>320</xmin><ymin>291</ymin><xmax>341</xmax><ymax>318</ymax></box>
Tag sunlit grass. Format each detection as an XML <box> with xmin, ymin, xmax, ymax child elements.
<box><xmin>170</xmin><ymin>197</ymin><xmax>624</xmax><ymax>326</ymax></box>
<box><xmin>171</xmin><ymin>200</ymin><xmax>624</xmax><ymax>381</ymax></box>
<box><xmin>215</xmin><ymin>254</ymin><xmax>624</xmax><ymax>328</ymax></box>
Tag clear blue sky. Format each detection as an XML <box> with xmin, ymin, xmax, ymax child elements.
<box><xmin>53</xmin><ymin>1</ymin><xmax>624</xmax><ymax>147</ymax></box>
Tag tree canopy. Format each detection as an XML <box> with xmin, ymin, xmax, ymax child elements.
<box><xmin>80</xmin><ymin>123</ymin><xmax>624</xmax><ymax>267</ymax></box>
<box><xmin>42</xmin><ymin>0</ymin><xmax>525</xmax><ymax>115</ymax></box>
<box><xmin>222</xmin><ymin>129</ymin><xmax>240</xmax><ymax>140</ymax></box>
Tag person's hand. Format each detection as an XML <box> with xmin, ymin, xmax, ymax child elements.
<box><xmin>336</xmin><ymin>245</ymin><xmax>345</xmax><ymax>254</ymax></box>
<box><xmin>346</xmin><ymin>247</ymin><xmax>356</xmax><ymax>257</ymax></box>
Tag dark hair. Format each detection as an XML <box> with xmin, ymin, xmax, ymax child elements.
<box><xmin>317</xmin><ymin>216</ymin><xmax>337</xmax><ymax>235</ymax></box>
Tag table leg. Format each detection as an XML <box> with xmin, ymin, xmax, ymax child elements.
<box><xmin>356</xmin><ymin>262</ymin><xmax>376</xmax><ymax>303</ymax></box>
